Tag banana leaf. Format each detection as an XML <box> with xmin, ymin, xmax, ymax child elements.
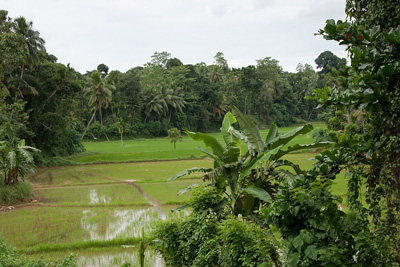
<box><xmin>167</xmin><ymin>167</ymin><xmax>212</xmax><ymax>181</ymax></box>
<box><xmin>243</xmin><ymin>184</ymin><xmax>272</xmax><ymax>203</ymax></box>
<box><xmin>231</xmin><ymin>106</ymin><xmax>264</xmax><ymax>155</ymax></box>
<box><xmin>265</xmin><ymin>122</ymin><xmax>280</xmax><ymax>144</ymax></box>
<box><xmin>186</xmin><ymin>131</ymin><xmax>225</xmax><ymax>158</ymax></box>
<box><xmin>268</xmin><ymin>124</ymin><xmax>314</xmax><ymax>149</ymax></box>
<box><xmin>272</xmin><ymin>142</ymin><xmax>333</xmax><ymax>160</ymax></box>
<box><xmin>240</xmin><ymin>145</ymin><xmax>283</xmax><ymax>181</ymax></box>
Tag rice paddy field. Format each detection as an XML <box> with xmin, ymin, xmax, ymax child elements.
<box><xmin>0</xmin><ymin>122</ymin><xmax>349</xmax><ymax>266</ymax></box>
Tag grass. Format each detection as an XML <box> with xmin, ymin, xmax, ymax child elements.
<box><xmin>2</xmin><ymin>121</ymin><xmax>350</xmax><ymax>265</ymax></box>
<box><xmin>69</xmin><ymin>122</ymin><xmax>325</xmax><ymax>164</ymax></box>
<box><xmin>33</xmin><ymin>159</ymin><xmax>212</xmax><ymax>186</ymax></box>
<box><xmin>138</xmin><ymin>179</ymin><xmax>202</xmax><ymax>205</ymax></box>
<box><xmin>34</xmin><ymin>184</ymin><xmax>148</xmax><ymax>206</ymax></box>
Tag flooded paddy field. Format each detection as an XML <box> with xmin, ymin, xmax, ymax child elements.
<box><xmin>0</xmin><ymin>159</ymin><xmax>208</xmax><ymax>266</ymax></box>
<box><xmin>0</xmin><ymin>150</ymin><xmax>332</xmax><ymax>266</ymax></box>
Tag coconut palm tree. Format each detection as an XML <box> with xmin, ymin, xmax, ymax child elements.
<box><xmin>12</xmin><ymin>16</ymin><xmax>45</xmax><ymax>96</ymax></box>
<box><xmin>13</xmin><ymin>16</ymin><xmax>45</xmax><ymax>69</ymax></box>
<box><xmin>81</xmin><ymin>71</ymin><xmax>115</xmax><ymax>139</ymax></box>
<box><xmin>143</xmin><ymin>78</ymin><xmax>185</xmax><ymax>122</ymax></box>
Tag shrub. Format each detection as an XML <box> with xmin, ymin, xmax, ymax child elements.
<box><xmin>147</xmin><ymin>121</ymin><xmax>164</xmax><ymax>137</ymax></box>
<box><xmin>11</xmin><ymin>180</ymin><xmax>33</xmax><ymax>202</ymax></box>
<box><xmin>312</xmin><ymin>129</ymin><xmax>330</xmax><ymax>142</ymax></box>
<box><xmin>0</xmin><ymin>238</ymin><xmax>77</xmax><ymax>266</ymax></box>
<box><xmin>263</xmin><ymin>172</ymin><xmax>393</xmax><ymax>266</ymax></box>
<box><xmin>0</xmin><ymin>181</ymin><xmax>33</xmax><ymax>204</ymax></box>
<box><xmin>152</xmin><ymin>186</ymin><xmax>281</xmax><ymax>266</ymax></box>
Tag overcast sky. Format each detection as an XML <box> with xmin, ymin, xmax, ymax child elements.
<box><xmin>1</xmin><ymin>0</ymin><xmax>347</xmax><ymax>73</ymax></box>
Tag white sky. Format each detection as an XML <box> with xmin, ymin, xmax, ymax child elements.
<box><xmin>1</xmin><ymin>0</ymin><xmax>348</xmax><ymax>73</ymax></box>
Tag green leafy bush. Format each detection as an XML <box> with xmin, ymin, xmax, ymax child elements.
<box><xmin>0</xmin><ymin>238</ymin><xmax>76</xmax><ymax>266</ymax></box>
<box><xmin>0</xmin><ymin>181</ymin><xmax>33</xmax><ymax>204</ymax></box>
<box><xmin>151</xmin><ymin>186</ymin><xmax>281</xmax><ymax>266</ymax></box>
<box><xmin>263</xmin><ymin>171</ymin><xmax>393</xmax><ymax>266</ymax></box>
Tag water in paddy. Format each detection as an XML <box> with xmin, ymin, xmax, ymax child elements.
<box><xmin>1</xmin><ymin>179</ymin><xmax>190</xmax><ymax>266</ymax></box>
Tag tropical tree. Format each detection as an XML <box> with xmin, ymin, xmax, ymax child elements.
<box><xmin>13</xmin><ymin>16</ymin><xmax>45</xmax><ymax>69</ymax></box>
<box><xmin>315</xmin><ymin>50</ymin><xmax>346</xmax><ymax>74</ymax></box>
<box><xmin>167</xmin><ymin>128</ymin><xmax>182</xmax><ymax>150</ymax></box>
<box><xmin>169</xmin><ymin>106</ymin><xmax>330</xmax><ymax>215</ymax></box>
<box><xmin>12</xmin><ymin>16</ymin><xmax>45</xmax><ymax>96</ymax></box>
<box><xmin>81</xmin><ymin>70</ymin><xmax>115</xmax><ymax>138</ymax></box>
<box><xmin>0</xmin><ymin>137</ymin><xmax>40</xmax><ymax>185</ymax></box>
<box><xmin>316</xmin><ymin>0</ymin><xmax>400</xmax><ymax>261</ymax></box>
<box><xmin>142</xmin><ymin>73</ymin><xmax>185</xmax><ymax>122</ymax></box>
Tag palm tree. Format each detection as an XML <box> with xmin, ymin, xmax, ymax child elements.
<box><xmin>143</xmin><ymin>79</ymin><xmax>185</xmax><ymax>122</ymax></box>
<box><xmin>81</xmin><ymin>71</ymin><xmax>115</xmax><ymax>139</ymax></box>
<box><xmin>0</xmin><ymin>138</ymin><xmax>40</xmax><ymax>185</ymax></box>
<box><xmin>12</xmin><ymin>16</ymin><xmax>45</xmax><ymax>96</ymax></box>
<box><xmin>13</xmin><ymin>17</ymin><xmax>45</xmax><ymax>69</ymax></box>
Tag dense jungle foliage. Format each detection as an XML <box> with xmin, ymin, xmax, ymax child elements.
<box><xmin>1</xmin><ymin>0</ymin><xmax>400</xmax><ymax>265</ymax></box>
<box><xmin>0</xmin><ymin>9</ymin><xmax>345</xmax><ymax>164</ymax></box>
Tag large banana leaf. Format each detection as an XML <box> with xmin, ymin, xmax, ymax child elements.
<box><xmin>272</xmin><ymin>159</ymin><xmax>305</xmax><ymax>175</ymax></box>
<box><xmin>178</xmin><ymin>184</ymin><xmax>200</xmax><ymax>195</ymax></box>
<box><xmin>222</xmin><ymin>144</ymin><xmax>241</xmax><ymax>164</ymax></box>
<box><xmin>243</xmin><ymin>184</ymin><xmax>272</xmax><ymax>203</ymax></box>
<box><xmin>220</xmin><ymin>112</ymin><xmax>239</xmax><ymax>146</ymax></box>
<box><xmin>265</xmin><ymin>122</ymin><xmax>280</xmax><ymax>144</ymax></box>
<box><xmin>186</xmin><ymin>131</ymin><xmax>225</xmax><ymax>158</ymax></box>
<box><xmin>167</xmin><ymin>167</ymin><xmax>212</xmax><ymax>181</ymax></box>
<box><xmin>272</xmin><ymin>142</ymin><xmax>333</xmax><ymax>160</ymax></box>
<box><xmin>231</xmin><ymin>106</ymin><xmax>264</xmax><ymax>155</ymax></box>
<box><xmin>268</xmin><ymin>124</ymin><xmax>314</xmax><ymax>149</ymax></box>
<box><xmin>195</xmin><ymin>147</ymin><xmax>224</xmax><ymax>167</ymax></box>
<box><xmin>240</xmin><ymin>145</ymin><xmax>283</xmax><ymax>181</ymax></box>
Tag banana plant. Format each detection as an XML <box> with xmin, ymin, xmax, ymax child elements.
<box><xmin>0</xmin><ymin>138</ymin><xmax>40</xmax><ymax>185</ymax></box>
<box><xmin>168</xmin><ymin>106</ymin><xmax>331</xmax><ymax>215</ymax></box>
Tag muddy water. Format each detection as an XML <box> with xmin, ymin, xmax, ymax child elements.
<box><xmin>76</xmin><ymin>249</ymin><xmax>163</xmax><ymax>267</ymax></box>
<box><xmin>12</xmin><ymin>168</ymin><xmax>194</xmax><ymax>266</ymax></box>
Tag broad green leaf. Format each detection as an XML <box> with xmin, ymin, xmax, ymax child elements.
<box><xmin>167</xmin><ymin>167</ymin><xmax>212</xmax><ymax>181</ymax></box>
<box><xmin>222</xmin><ymin>144</ymin><xmax>240</xmax><ymax>164</ymax></box>
<box><xmin>177</xmin><ymin>184</ymin><xmax>200</xmax><ymax>195</ymax></box>
<box><xmin>265</xmin><ymin>122</ymin><xmax>280</xmax><ymax>144</ymax></box>
<box><xmin>240</xmin><ymin>145</ymin><xmax>283</xmax><ymax>180</ymax></box>
<box><xmin>243</xmin><ymin>184</ymin><xmax>272</xmax><ymax>203</ymax></box>
<box><xmin>381</xmin><ymin>64</ymin><xmax>395</xmax><ymax>77</ymax></box>
<box><xmin>305</xmin><ymin>245</ymin><xmax>318</xmax><ymax>260</ymax></box>
<box><xmin>220</xmin><ymin>112</ymin><xmax>238</xmax><ymax>146</ymax></box>
<box><xmin>324</xmin><ymin>19</ymin><xmax>336</xmax><ymax>35</ymax></box>
<box><xmin>186</xmin><ymin>131</ymin><xmax>225</xmax><ymax>158</ymax></box>
<box><xmin>243</xmin><ymin>191</ymin><xmax>255</xmax><ymax>216</ymax></box>
<box><xmin>172</xmin><ymin>203</ymin><xmax>190</xmax><ymax>212</ymax></box>
<box><xmin>231</xmin><ymin>106</ymin><xmax>264</xmax><ymax>155</ymax></box>
<box><xmin>293</xmin><ymin>234</ymin><xmax>304</xmax><ymax>252</ymax></box>
<box><xmin>268</xmin><ymin>124</ymin><xmax>314</xmax><ymax>150</ymax></box>
<box><xmin>273</xmin><ymin>160</ymin><xmax>305</xmax><ymax>175</ymax></box>
<box><xmin>288</xmin><ymin>252</ymin><xmax>300</xmax><ymax>267</ymax></box>
<box><xmin>195</xmin><ymin>147</ymin><xmax>224</xmax><ymax>167</ymax></box>
<box><xmin>273</xmin><ymin>142</ymin><xmax>332</xmax><ymax>160</ymax></box>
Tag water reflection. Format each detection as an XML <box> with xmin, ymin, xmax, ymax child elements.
<box><xmin>81</xmin><ymin>207</ymin><xmax>190</xmax><ymax>240</ymax></box>
<box><xmin>76</xmin><ymin>249</ymin><xmax>163</xmax><ymax>267</ymax></box>
<box><xmin>89</xmin><ymin>189</ymin><xmax>111</xmax><ymax>205</ymax></box>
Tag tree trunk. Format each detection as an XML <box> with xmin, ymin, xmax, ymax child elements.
<box><xmin>104</xmin><ymin>133</ymin><xmax>110</xmax><ymax>142</ymax></box>
<box><xmin>82</xmin><ymin>109</ymin><xmax>97</xmax><ymax>139</ymax></box>
<box><xmin>6</xmin><ymin>169</ymin><xmax>17</xmax><ymax>185</ymax></box>
<box><xmin>121</xmin><ymin>132</ymin><xmax>124</xmax><ymax>147</ymax></box>
<box><xmin>99</xmin><ymin>103</ymin><xmax>103</xmax><ymax>126</ymax></box>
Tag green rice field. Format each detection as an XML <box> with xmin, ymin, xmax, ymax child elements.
<box><xmin>0</xmin><ymin>122</ymin><xmax>350</xmax><ymax>266</ymax></box>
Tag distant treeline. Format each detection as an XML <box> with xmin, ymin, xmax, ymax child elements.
<box><xmin>0</xmin><ymin>9</ymin><xmax>346</xmax><ymax>162</ymax></box>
